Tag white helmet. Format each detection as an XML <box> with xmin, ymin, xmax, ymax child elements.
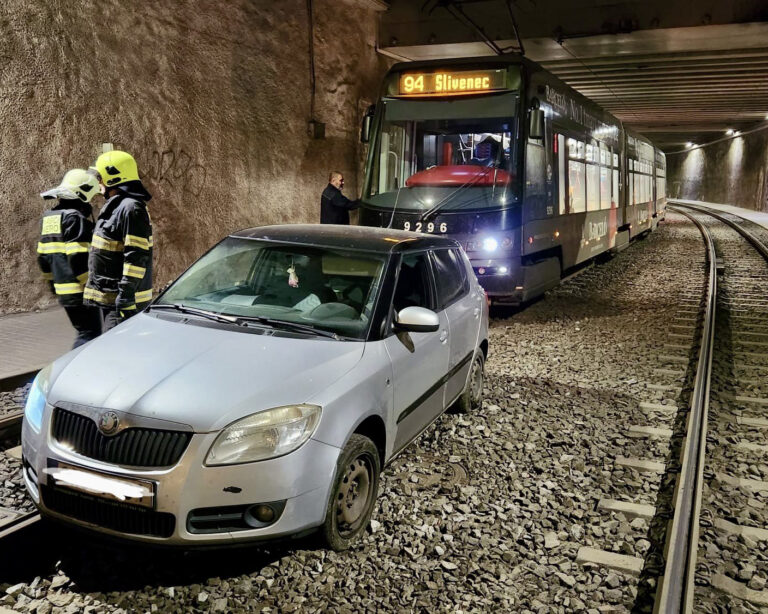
<box><xmin>41</xmin><ymin>168</ymin><xmax>100</xmax><ymax>203</ymax></box>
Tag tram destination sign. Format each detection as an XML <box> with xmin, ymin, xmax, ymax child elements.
<box><xmin>398</xmin><ymin>69</ymin><xmax>507</xmax><ymax>96</ymax></box>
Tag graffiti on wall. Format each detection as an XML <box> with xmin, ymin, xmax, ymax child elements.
<box><xmin>139</xmin><ymin>142</ymin><xmax>207</xmax><ymax>197</ymax></box>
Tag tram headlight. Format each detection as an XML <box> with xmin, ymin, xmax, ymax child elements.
<box><xmin>24</xmin><ymin>364</ymin><xmax>52</xmax><ymax>434</ymax></box>
<box><xmin>482</xmin><ymin>237</ymin><xmax>498</xmax><ymax>252</ymax></box>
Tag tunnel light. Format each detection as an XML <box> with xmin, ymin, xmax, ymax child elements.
<box><xmin>726</xmin><ymin>129</ymin><xmax>734</xmax><ymax>135</ymax></box>
<box><xmin>733</xmin><ymin>131</ymin><xmax>741</xmax><ymax>137</ymax></box>
<box><xmin>686</xmin><ymin>142</ymin><xmax>694</xmax><ymax>148</ymax></box>
<box><xmin>499</xmin><ymin>266</ymin><xmax>509</xmax><ymax>274</ymax></box>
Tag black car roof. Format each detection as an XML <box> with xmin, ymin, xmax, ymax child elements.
<box><xmin>231</xmin><ymin>224</ymin><xmax>461</xmax><ymax>253</ymax></box>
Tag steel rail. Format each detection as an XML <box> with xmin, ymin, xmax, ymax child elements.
<box><xmin>0</xmin><ymin>511</ymin><xmax>40</xmax><ymax>540</ymax></box>
<box><xmin>669</xmin><ymin>201</ymin><xmax>768</xmax><ymax>261</ymax></box>
<box><xmin>656</xmin><ymin>205</ymin><xmax>717</xmax><ymax>613</ymax></box>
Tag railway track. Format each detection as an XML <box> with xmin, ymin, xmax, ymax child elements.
<box><xmin>0</xmin><ymin>376</ymin><xmax>40</xmax><ymax>542</ymax></box>
<box><xmin>655</xmin><ymin>203</ymin><xmax>768</xmax><ymax>612</ymax></box>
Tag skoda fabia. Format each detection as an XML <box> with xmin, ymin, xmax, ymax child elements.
<box><xmin>22</xmin><ymin>225</ymin><xmax>488</xmax><ymax>549</ymax></box>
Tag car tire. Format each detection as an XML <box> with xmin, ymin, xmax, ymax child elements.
<box><xmin>321</xmin><ymin>433</ymin><xmax>380</xmax><ymax>551</ymax></box>
<box><xmin>455</xmin><ymin>351</ymin><xmax>484</xmax><ymax>413</ymax></box>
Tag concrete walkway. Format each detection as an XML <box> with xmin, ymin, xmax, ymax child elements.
<box><xmin>0</xmin><ymin>308</ymin><xmax>74</xmax><ymax>381</ymax></box>
<box><xmin>670</xmin><ymin>199</ymin><xmax>768</xmax><ymax>231</ymax></box>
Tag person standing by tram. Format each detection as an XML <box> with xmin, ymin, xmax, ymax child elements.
<box><xmin>320</xmin><ymin>171</ymin><xmax>359</xmax><ymax>224</ymax></box>
<box><xmin>84</xmin><ymin>150</ymin><xmax>153</xmax><ymax>332</ymax></box>
<box><xmin>37</xmin><ymin>169</ymin><xmax>102</xmax><ymax>348</ymax></box>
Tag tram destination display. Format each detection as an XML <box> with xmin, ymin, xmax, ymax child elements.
<box><xmin>398</xmin><ymin>69</ymin><xmax>506</xmax><ymax>96</ymax></box>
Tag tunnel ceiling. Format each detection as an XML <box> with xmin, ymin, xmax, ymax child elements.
<box><xmin>378</xmin><ymin>1</ymin><xmax>768</xmax><ymax>151</ymax></box>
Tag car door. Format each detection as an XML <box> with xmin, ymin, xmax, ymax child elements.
<box><xmin>384</xmin><ymin>251</ymin><xmax>451</xmax><ymax>453</ymax></box>
<box><xmin>431</xmin><ymin>248</ymin><xmax>482</xmax><ymax>404</ymax></box>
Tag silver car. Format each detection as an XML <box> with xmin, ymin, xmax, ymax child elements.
<box><xmin>22</xmin><ymin>225</ymin><xmax>489</xmax><ymax>549</ymax></box>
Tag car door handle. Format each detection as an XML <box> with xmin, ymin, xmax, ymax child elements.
<box><xmin>473</xmin><ymin>307</ymin><xmax>480</xmax><ymax>318</ymax></box>
<box><xmin>439</xmin><ymin>330</ymin><xmax>448</xmax><ymax>343</ymax></box>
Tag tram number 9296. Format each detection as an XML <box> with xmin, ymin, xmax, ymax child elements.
<box><xmin>404</xmin><ymin>221</ymin><xmax>448</xmax><ymax>233</ymax></box>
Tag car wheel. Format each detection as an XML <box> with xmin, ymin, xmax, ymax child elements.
<box><xmin>455</xmin><ymin>351</ymin><xmax>484</xmax><ymax>413</ymax></box>
<box><xmin>322</xmin><ymin>434</ymin><xmax>380</xmax><ymax>551</ymax></box>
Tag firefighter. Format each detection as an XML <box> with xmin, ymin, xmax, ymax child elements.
<box><xmin>84</xmin><ymin>150</ymin><xmax>153</xmax><ymax>332</ymax></box>
<box><xmin>37</xmin><ymin>169</ymin><xmax>102</xmax><ymax>347</ymax></box>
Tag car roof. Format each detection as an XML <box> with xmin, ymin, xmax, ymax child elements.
<box><xmin>230</xmin><ymin>224</ymin><xmax>462</xmax><ymax>253</ymax></box>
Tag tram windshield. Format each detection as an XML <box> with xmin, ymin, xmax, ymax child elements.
<box><xmin>363</xmin><ymin>93</ymin><xmax>519</xmax><ymax>215</ymax></box>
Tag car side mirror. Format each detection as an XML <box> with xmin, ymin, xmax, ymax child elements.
<box><xmin>394</xmin><ymin>306</ymin><xmax>439</xmax><ymax>333</ymax></box>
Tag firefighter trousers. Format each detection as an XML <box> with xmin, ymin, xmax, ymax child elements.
<box><xmin>64</xmin><ymin>305</ymin><xmax>102</xmax><ymax>349</ymax></box>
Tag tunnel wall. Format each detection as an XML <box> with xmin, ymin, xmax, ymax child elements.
<box><xmin>0</xmin><ymin>0</ymin><xmax>389</xmax><ymax>314</ymax></box>
<box><xmin>666</xmin><ymin>127</ymin><xmax>768</xmax><ymax>212</ymax></box>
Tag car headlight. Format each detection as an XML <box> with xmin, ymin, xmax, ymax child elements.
<box><xmin>24</xmin><ymin>364</ymin><xmax>52</xmax><ymax>434</ymax></box>
<box><xmin>205</xmin><ymin>404</ymin><xmax>322</xmax><ymax>466</ymax></box>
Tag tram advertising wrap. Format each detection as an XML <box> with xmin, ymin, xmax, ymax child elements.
<box><xmin>358</xmin><ymin>55</ymin><xmax>666</xmax><ymax>305</ymax></box>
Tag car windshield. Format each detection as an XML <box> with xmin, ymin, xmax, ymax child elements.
<box><xmin>156</xmin><ymin>238</ymin><xmax>387</xmax><ymax>339</ymax></box>
<box><xmin>363</xmin><ymin>94</ymin><xmax>519</xmax><ymax>214</ymax></box>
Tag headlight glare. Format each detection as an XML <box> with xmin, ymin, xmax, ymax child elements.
<box><xmin>206</xmin><ymin>404</ymin><xmax>321</xmax><ymax>465</ymax></box>
<box><xmin>482</xmin><ymin>237</ymin><xmax>498</xmax><ymax>252</ymax></box>
<box><xmin>24</xmin><ymin>364</ymin><xmax>52</xmax><ymax>433</ymax></box>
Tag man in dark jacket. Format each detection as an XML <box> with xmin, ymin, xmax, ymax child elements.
<box><xmin>320</xmin><ymin>171</ymin><xmax>358</xmax><ymax>224</ymax></box>
<box><xmin>84</xmin><ymin>150</ymin><xmax>153</xmax><ymax>332</ymax></box>
<box><xmin>37</xmin><ymin>169</ymin><xmax>102</xmax><ymax>347</ymax></box>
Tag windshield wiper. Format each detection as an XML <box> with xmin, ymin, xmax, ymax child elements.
<box><xmin>233</xmin><ymin>316</ymin><xmax>344</xmax><ymax>340</ymax></box>
<box><xmin>149</xmin><ymin>303</ymin><xmax>241</xmax><ymax>325</ymax></box>
<box><xmin>419</xmin><ymin>166</ymin><xmax>497</xmax><ymax>223</ymax></box>
<box><xmin>150</xmin><ymin>304</ymin><xmax>346</xmax><ymax>340</ymax></box>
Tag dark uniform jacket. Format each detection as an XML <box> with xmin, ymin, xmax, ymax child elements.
<box><xmin>84</xmin><ymin>181</ymin><xmax>153</xmax><ymax>313</ymax></box>
<box><xmin>320</xmin><ymin>184</ymin><xmax>358</xmax><ymax>225</ymax></box>
<box><xmin>37</xmin><ymin>200</ymin><xmax>94</xmax><ymax>307</ymax></box>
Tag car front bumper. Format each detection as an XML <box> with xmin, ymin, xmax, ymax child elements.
<box><xmin>22</xmin><ymin>412</ymin><xmax>341</xmax><ymax>545</ymax></box>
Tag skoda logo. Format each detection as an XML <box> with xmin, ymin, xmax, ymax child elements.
<box><xmin>98</xmin><ymin>411</ymin><xmax>120</xmax><ymax>435</ymax></box>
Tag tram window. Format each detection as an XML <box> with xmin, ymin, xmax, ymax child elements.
<box><xmin>568</xmin><ymin>138</ymin><xmax>584</xmax><ymax>160</ymax></box>
<box><xmin>600</xmin><ymin>166</ymin><xmax>611</xmax><ymax>210</ymax></box>
<box><xmin>629</xmin><ymin>174</ymin><xmax>634</xmax><ymax>205</ymax></box>
<box><xmin>613</xmin><ymin>153</ymin><xmax>619</xmax><ymax>168</ymax></box>
<box><xmin>612</xmin><ymin>169</ymin><xmax>619</xmax><ymax>205</ymax></box>
<box><xmin>371</xmin><ymin>123</ymin><xmax>407</xmax><ymax>195</ymax></box>
<box><xmin>587</xmin><ymin>163</ymin><xmax>599</xmax><ymax>211</ymax></box>
<box><xmin>585</xmin><ymin>143</ymin><xmax>594</xmax><ymax>162</ymax></box>
<box><xmin>569</xmin><ymin>160</ymin><xmax>586</xmax><ymax>213</ymax></box>
<box><xmin>558</xmin><ymin>134</ymin><xmax>566</xmax><ymax>215</ymax></box>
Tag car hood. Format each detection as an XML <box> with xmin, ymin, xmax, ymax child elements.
<box><xmin>48</xmin><ymin>313</ymin><xmax>365</xmax><ymax>432</ymax></box>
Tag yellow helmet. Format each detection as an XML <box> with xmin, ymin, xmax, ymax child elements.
<box><xmin>92</xmin><ymin>150</ymin><xmax>140</xmax><ymax>187</ymax></box>
<box><xmin>40</xmin><ymin>168</ymin><xmax>100</xmax><ymax>203</ymax></box>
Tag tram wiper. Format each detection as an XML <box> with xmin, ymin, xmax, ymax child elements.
<box><xmin>418</xmin><ymin>166</ymin><xmax>495</xmax><ymax>223</ymax></box>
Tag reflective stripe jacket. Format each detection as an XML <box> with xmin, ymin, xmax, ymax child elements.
<box><xmin>84</xmin><ymin>181</ymin><xmax>153</xmax><ymax>311</ymax></box>
<box><xmin>37</xmin><ymin>200</ymin><xmax>94</xmax><ymax>307</ymax></box>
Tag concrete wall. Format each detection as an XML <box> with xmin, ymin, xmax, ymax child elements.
<box><xmin>0</xmin><ymin>0</ymin><xmax>389</xmax><ymax>314</ymax></box>
<box><xmin>667</xmin><ymin>127</ymin><xmax>768</xmax><ymax>211</ymax></box>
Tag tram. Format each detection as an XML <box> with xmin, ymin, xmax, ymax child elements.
<box><xmin>358</xmin><ymin>55</ymin><xmax>666</xmax><ymax>304</ymax></box>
